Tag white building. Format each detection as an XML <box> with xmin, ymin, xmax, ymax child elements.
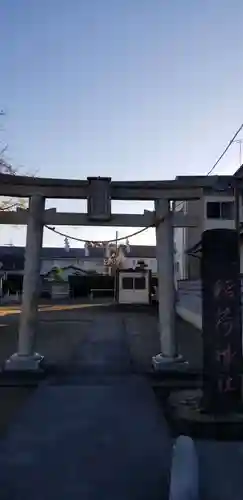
<box><xmin>120</xmin><ymin>245</ymin><xmax>157</xmax><ymax>274</ymax></box>
<box><xmin>174</xmin><ymin>166</ymin><xmax>243</xmax><ymax>279</ymax></box>
<box><xmin>39</xmin><ymin>247</ymin><xmax>106</xmax><ymax>276</ymax></box>
<box><xmin>0</xmin><ymin>244</ymin><xmax>158</xmax><ymax>282</ymax></box>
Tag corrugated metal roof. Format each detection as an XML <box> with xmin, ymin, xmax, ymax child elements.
<box><xmin>0</xmin><ymin>246</ymin><xmax>86</xmax><ymax>259</ymax></box>
<box><xmin>42</xmin><ymin>248</ymin><xmax>86</xmax><ymax>259</ymax></box>
<box><xmin>87</xmin><ymin>247</ymin><xmax>105</xmax><ymax>258</ymax></box>
<box><xmin>124</xmin><ymin>245</ymin><xmax>156</xmax><ymax>258</ymax></box>
<box><xmin>0</xmin><ymin>245</ymin><xmax>156</xmax><ymax>261</ymax></box>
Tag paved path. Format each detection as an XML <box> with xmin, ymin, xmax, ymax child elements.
<box><xmin>1</xmin><ymin>306</ymin><xmax>243</xmax><ymax>499</ymax></box>
<box><xmin>0</xmin><ymin>312</ymin><xmax>172</xmax><ymax>500</ymax></box>
<box><xmin>196</xmin><ymin>440</ymin><xmax>243</xmax><ymax>500</ymax></box>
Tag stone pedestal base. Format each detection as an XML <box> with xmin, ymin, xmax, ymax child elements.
<box><xmin>4</xmin><ymin>352</ymin><xmax>44</xmax><ymax>372</ymax></box>
<box><xmin>152</xmin><ymin>353</ymin><xmax>188</xmax><ymax>372</ymax></box>
<box><xmin>168</xmin><ymin>389</ymin><xmax>243</xmax><ymax>440</ymax></box>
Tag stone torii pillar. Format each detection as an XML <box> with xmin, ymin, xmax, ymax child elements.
<box><xmin>152</xmin><ymin>199</ymin><xmax>184</xmax><ymax>369</ymax></box>
<box><xmin>5</xmin><ymin>195</ymin><xmax>45</xmax><ymax>370</ymax></box>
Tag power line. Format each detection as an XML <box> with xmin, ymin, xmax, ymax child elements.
<box><xmin>207</xmin><ymin>122</ymin><xmax>243</xmax><ymax>175</ymax></box>
<box><xmin>171</xmin><ymin>122</ymin><xmax>243</xmax><ymax>214</ymax></box>
<box><xmin>45</xmin><ymin>121</ymin><xmax>243</xmax><ymax>245</ymax></box>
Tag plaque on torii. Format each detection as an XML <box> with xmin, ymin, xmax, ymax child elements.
<box><xmin>87</xmin><ymin>177</ymin><xmax>111</xmax><ymax>221</ymax></box>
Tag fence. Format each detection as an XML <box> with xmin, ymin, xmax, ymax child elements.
<box><xmin>69</xmin><ymin>274</ymin><xmax>115</xmax><ymax>298</ymax></box>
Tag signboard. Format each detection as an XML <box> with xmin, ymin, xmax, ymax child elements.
<box><xmin>87</xmin><ymin>177</ymin><xmax>111</xmax><ymax>221</ymax></box>
<box><xmin>201</xmin><ymin>229</ymin><xmax>242</xmax><ymax>413</ymax></box>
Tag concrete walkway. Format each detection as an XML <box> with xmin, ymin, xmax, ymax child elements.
<box><xmin>197</xmin><ymin>440</ymin><xmax>243</xmax><ymax>500</ymax></box>
<box><xmin>0</xmin><ymin>314</ymin><xmax>172</xmax><ymax>500</ymax></box>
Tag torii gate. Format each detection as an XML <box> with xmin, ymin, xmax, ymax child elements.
<box><xmin>0</xmin><ymin>172</ymin><xmax>232</xmax><ymax>371</ymax></box>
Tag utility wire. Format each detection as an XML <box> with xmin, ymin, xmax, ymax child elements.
<box><xmin>174</xmin><ymin>121</ymin><xmax>243</xmax><ymax>213</ymax></box>
<box><xmin>44</xmin><ymin>121</ymin><xmax>243</xmax><ymax>245</ymax></box>
<box><xmin>207</xmin><ymin>122</ymin><xmax>243</xmax><ymax>175</ymax></box>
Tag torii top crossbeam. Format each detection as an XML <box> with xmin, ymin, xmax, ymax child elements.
<box><xmin>0</xmin><ymin>173</ymin><xmax>237</xmax><ymax>200</ymax></box>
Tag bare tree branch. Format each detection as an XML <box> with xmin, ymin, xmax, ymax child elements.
<box><xmin>0</xmin><ymin>110</ymin><xmax>31</xmax><ymax>212</ymax></box>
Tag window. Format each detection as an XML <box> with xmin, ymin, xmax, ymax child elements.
<box><xmin>221</xmin><ymin>201</ymin><xmax>234</xmax><ymax>220</ymax></box>
<box><xmin>122</xmin><ymin>277</ymin><xmax>133</xmax><ymax>289</ymax></box>
<box><xmin>206</xmin><ymin>201</ymin><xmax>234</xmax><ymax>220</ymax></box>
<box><xmin>206</xmin><ymin>202</ymin><xmax>220</xmax><ymax>219</ymax></box>
<box><xmin>134</xmin><ymin>277</ymin><xmax>146</xmax><ymax>290</ymax></box>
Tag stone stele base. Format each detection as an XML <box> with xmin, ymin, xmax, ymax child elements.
<box><xmin>4</xmin><ymin>352</ymin><xmax>44</xmax><ymax>372</ymax></box>
<box><xmin>152</xmin><ymin>353</ymin><xmax>189</xmax><ymax>372</ymax></box>
<box><xmin>168</xmin><ymin>389</ymin><xmax>243</xmax><ymax>440</ymax></box>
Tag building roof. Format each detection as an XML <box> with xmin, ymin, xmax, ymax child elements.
<box><xmin>0</xmin><ymin>245</ymin><xmax>157</xmax><ymax>262</ymax></box>
<box><xmin>233</xmin><ymin>164</ymin><xmax>243</xmax><ymax>178</ymax></box>
<box><xmin>124</xmin><ymin>245</ymin><xmax>156</xmax><ymax>258</ymax></box>
<box><xmin>0</xmin><ymin>246</ymin><xmax>85</xmax><ymax>260</ymax></box>
<box><xmin>87</xmin><ymin>247</ymin><xmax>106</xmax><ymax>258</ymax></box>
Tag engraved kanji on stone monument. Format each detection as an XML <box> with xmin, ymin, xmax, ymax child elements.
<box><xmin>201</xmin><ymin>228</ymin><xmax>242</xmax><ymax>413</ymax></box>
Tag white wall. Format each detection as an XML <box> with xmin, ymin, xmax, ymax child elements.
<box><xmin>82</xmin><ymin>259</ymin><xmax>105</xmax><ymax>274</ymax></box>
<box><xmin>174</xmin><ymin>193</ymin><xmax>242</xmax><ymax>280</ymax></box>
<box><xmin>202</xmin><ymin>194</ymin><xmax>236</xmax><ymax>231</ymax></box>
<box><xmin>173</xmin><ymin>201</ymin><xmax>188</xmax><ymax>279</ymax></box>
<box><xmin>118</xmin><ymin>271</ymin><xmax>150</xmax><ymax>304</ymax></box>
<box><xmin>174</xmin><ymin>228</ymin><xmax>187</xmax><ymax>279</ymax></box>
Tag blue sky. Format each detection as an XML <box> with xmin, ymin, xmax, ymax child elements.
<box><xmin>0</xmin><ymin>0</ymin><xmax>243</xmax><ymax>247</ymax></box>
